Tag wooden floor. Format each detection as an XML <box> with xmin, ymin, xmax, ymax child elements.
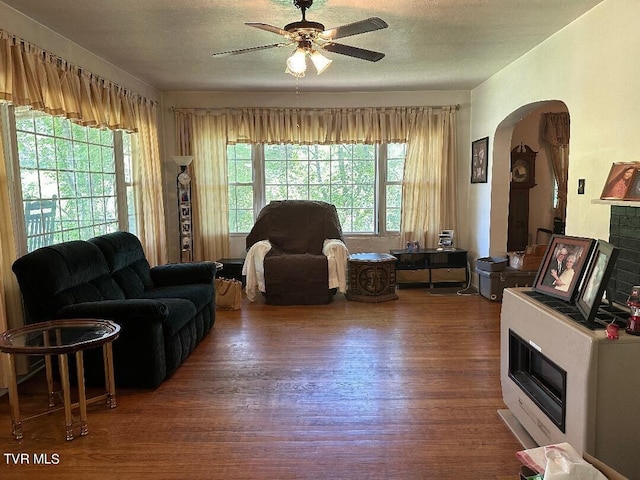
<box><xmin>0</xmin><ymin>288</ymin><xmax>523</xmax><ymax>479</ymax></box>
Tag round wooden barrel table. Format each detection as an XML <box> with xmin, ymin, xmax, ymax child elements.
<box><xmin>346</xmin><ymin>252</ymin><xmax>399</xmax><ymax>303</ymax></box>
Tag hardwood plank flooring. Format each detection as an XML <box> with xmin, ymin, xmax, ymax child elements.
<box><xmin>0</xmin><ymin>289</ymin><xmax>523</xmax><ymax>479</ymax></box>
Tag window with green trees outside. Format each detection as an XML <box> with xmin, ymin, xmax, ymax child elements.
<box><xmin>227</xmin><ymin>142</ymin><xmax>405</xmax><ymax>235</ymax></box>
<box><xmin>10</xmin><ymin>106</ymin><xmax>135</xmax><ymax>251</ymax></box>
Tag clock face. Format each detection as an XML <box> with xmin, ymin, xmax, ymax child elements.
<box><xmin>178</xmin><ymin>171</ymin><xmax>191</xmax><ymax>186</ymax></box>
<box><xmin>512</xmin><ymin>160</ymin><xmax>529</xmax><ymax>182</ymax></box>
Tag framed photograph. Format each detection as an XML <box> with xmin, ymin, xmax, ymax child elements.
<box><xmin>624</xmin><ymin>166</ymin><xmax>640</xmax><ymax>200</ymax></box>
<box><xmin>576</xmin><ymin>240</ymin><xmax>619</xmax><ymax>323</ymax></box>
<box><xmin>532</xmin><ymin>234</ymin><xmax>596</xmax><ymax>303</ymax></box>
<box><xmin>181</xmin><ymin>236</ymin><xmax>192</xmax><ymax>251</ymax></box>
<box><xmin>600</xmin><ymin>162</ymin><xmax>640</xmax><ymax>200</ymax></box>
<box><xmin>471</xmin><ymin>137</ymin><xmax>488</xmax><ymax>184</ymax></box>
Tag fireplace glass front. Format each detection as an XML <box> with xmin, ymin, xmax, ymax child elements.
<box><xmin>508</xmin><ymin>329</ymin><xmax>567</xmax><ymax>432</ymax></box>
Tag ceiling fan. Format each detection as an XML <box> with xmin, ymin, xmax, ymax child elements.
<box><xmin>211</xmin><ymin>0</ymin><xmax>388</xmax><ymax>77</ymax></box>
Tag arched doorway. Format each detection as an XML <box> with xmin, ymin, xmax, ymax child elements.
<box><xmin>491</xmin><ymin>101</ymin><xmax>569</xmax><ymax>255</ymax></box>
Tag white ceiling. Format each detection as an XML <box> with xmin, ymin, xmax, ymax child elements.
<box><xmin>2</xmin><ymin>0</ymin><xmax>603</xmax><ymax>93</ymax></box>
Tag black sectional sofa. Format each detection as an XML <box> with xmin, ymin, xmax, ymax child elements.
<box><xmin>12</xmin><ymin>231</ymin><xmax>217</xmax><ymax>388</ymax></box>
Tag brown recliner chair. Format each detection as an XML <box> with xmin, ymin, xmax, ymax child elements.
<box><xmin>245</xmin><ymin>200</ymin><xmax>345</xmax><ymax>305</ymax></box>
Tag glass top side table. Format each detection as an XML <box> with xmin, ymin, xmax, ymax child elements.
<box><xmin>0</xmin><ymin>318</ymin><xmax>120</xmax><ymax>441</ymax></box>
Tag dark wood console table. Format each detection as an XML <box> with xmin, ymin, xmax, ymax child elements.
<box><xmin>390</xmin><ymin>248</ymin><xmax>468</xmax><ymax>287</ymax></box>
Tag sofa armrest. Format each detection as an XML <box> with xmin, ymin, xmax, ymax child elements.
<box><xmin>55</xmin><ymin>299</ymin><xmax>169</xmax><ymax>388</ymax></box>
<box><xmin>56</xmin><ymin>299</ymin><xmax>168</xmax><ymax>323</ymax></box>
<box><xmin>150</xmin><ymin>261</ymin><xmax>217</xmax><ymax>287</ymax></box>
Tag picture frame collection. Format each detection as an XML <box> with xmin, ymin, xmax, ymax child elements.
<box><xmin>532</xmin><ymin>234</ymin><xmax>620</xmax><ymax>326</ymax></box>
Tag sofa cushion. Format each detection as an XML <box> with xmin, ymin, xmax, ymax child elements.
<box><xmin>263</xmin><ymin>252</ymin><xmax>330</xmax><ymax>305</ymax></box>
<box><xmin>155</xmin><ymin>298</ymin><xmax>197</xmax><ymax>337</ymax></box>
<box><xmin>89</xmin><ymin>231</ymin><xmax>154</xmax><ymax>298</ymax></box>
<box><xmin>54</xmin><ymin>276</ymin><xmax>124</xmax><ymax>309</ymax></box>
<box><xmin>12</xmin><ymin>240</ymin><xmax>124</xmax><ymax>324</ymax></box>
<box><xmin>138</xmin><ymin>284</ymin><xmax>213</xmax><ymax>312</ymax></box>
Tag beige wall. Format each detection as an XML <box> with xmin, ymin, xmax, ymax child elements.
<box><xmin>469</xmin><ymin>0</ymin><xmax>639</xmax><ymax>262</ymax></box>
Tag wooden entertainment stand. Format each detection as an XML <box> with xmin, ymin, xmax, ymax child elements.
<box><xmin>390</xmin><ymin>248</ymin><xmax>467</xmax><ymax>287</ymax></box>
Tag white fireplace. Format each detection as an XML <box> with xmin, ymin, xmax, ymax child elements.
<box><xmin>500</xmin><ymin>287</ymin><xmax>640</xmax><ymax>479</ymax></box>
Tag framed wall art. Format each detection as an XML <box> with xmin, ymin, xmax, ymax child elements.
<box><xmin>532</xmin><ymin>234</ymin><xmax>596</xmax><ymax>302</ymax></box>
<box><xmin>623</xmin><ymin>164</ymin><xmax>640</xmax><ymax>200</ymax></box>
<box><xmin>600</xmin><ymin>162</ymin><xmax>640</xmax><ymax>200</ymax></box>
<box><xmin>471</xmin><ymin>137</ymin><xmax>488</xmax><ymax>184</ymax></box>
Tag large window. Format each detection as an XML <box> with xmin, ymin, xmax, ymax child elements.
<box><xmin>227</xmin><ymin>142</ymin><xmax>405</xmax><ymax>234</ymax></box>
<box><xmin>8</xmin><ymin>106</ymin><xmax>135</xmax><ymax>252</ymax></box>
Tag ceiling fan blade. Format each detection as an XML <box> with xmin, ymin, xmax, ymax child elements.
<box><xmin>212</xmin><ymin>43</ymin><xmax>291</xmax><ymax>57</ymax></box>
<box><xmin>245</xmin><ymin>22</ymin><xmax>291</xmax><ymax>38</ymax></box>
<box><xmin>321</xmin><ymin>42</ymin><xmax>385</xmax><ymax>62</ymax></box>
<box><xmin>320</xmin><ymin>17</ymin><xmax>388</xmax><ymax>40</ymax></box>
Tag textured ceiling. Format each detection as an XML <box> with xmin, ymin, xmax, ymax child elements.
<box><xmin>1</xmin><ymin>0</ymin><xmax>603</xmax><ymax>92</ymax></box>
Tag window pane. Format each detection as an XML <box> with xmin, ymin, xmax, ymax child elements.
<box><xmin>236</xmin><ymin>186</ymin><xmax>254</xmax><ymax>209</ymax></box>
<box><xmin>54</xmin><ymin>116</ymin><xmax>72</xmax><ymax>139</ymax></box>
<box><xmin>17</xmin><ymin>132</ymin><xmax>37</xmax><ymax>169</ymax></box>
<box><xmin>265</xmin><ymin>160</ymin><xmax>287</xmax><ymax>184</ymax></box>
<box><xmin>122</xmin><ymin>132</ymin><xmax>136</xmax><ymax>235</ymax></box>
<box><xmin>386</xmin><ymin>207</ymin><xmax>401</xmax><ymax>232</ymax></box>
<box><xmin>387</xmin><ymin>158</ymin><xmax>404</xmax><ymax>182</ymax></box>
<box><xmin>236</xmin><ymin>209</ymin><xmax>255</xmax><ymax>233</ymax></box>
<box><xmin>386</xmin><ymin>184</ymin><xmax>402</xmax><ymax>208</ymax></box>
<box><xmin>385</xmin><ymin>143</ymin><xmax>406</xmax><ymax>232</ymax></box>
<box><xmin>227</xmin><ymin>144</ymin><xmax>254</xmax><ymax>233</ymax></box>
<box><xmin>14</xmin><ymin>108</ymin><xmax>131</xmax><ymax>251</ymax></box>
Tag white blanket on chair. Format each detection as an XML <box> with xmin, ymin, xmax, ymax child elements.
<box><xmin>242</xmin><ymin>239</ymin><xmax>349</xmax><ymax>302</ymax></box>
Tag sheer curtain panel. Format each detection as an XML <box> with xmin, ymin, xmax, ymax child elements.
<box><xmin>543</xmin><ymin>112</ymin><xmax>570</xmax><ymax>221</ymax></box>
<box><xmin>175</xmin><ymin>110</ymin><xmax>230</xmax><ymax>261</ymax></box>
<box><xmin>0</xmin><ymin>112</ymin><xmax>24</xmax><ymax>388</ymax></box>
<box><xmin>401</xmin><ymin>106</ymin><xmax>458</xmax><ymax>248</ymax></box>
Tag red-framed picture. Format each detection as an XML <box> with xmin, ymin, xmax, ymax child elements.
<box><xmin>600</xmin><ymin>162</ymin><xmax>640</xmax><ymax>200</ymax></box>
<box><xmin>532</xmin><ymin>235</ymin><xmax>596</xmax><ymax>303</ymax></box>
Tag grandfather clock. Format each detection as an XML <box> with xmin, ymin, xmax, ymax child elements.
<box><xmin>507</xmin><ymin>144</ymin><xmax>536</xmax><ymax>252</ymax></box>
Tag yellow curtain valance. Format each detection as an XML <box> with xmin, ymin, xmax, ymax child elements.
<box><xmin>0</xmin><ymin>29</ymin><xmax>150</xmax><ymax>132</ymax></box>
<box><xmin>174</xmin><ymin>106</ymin><xmax>454</xmax><ymax>145</ymax></box>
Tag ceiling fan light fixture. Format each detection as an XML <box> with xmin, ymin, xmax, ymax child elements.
<box><xmin>285</xmin><ymin>65</ymin><xmax>305</xmax><ymax>78</ymax></box>
<box><xmin>309</xmin><ymin>49</ymin><xmax>332</xmax><ymax>75</ymax></box>
<box><xmin>286</xmin><ymin>47</ymin><xmax>307</xmax><ymax>76</ymax></box>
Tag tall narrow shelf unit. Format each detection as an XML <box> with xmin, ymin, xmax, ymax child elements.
<box><xmin>173</xmin><ymin>156</ymin><xmax>194</xmax><ymax>263</ymax></box>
